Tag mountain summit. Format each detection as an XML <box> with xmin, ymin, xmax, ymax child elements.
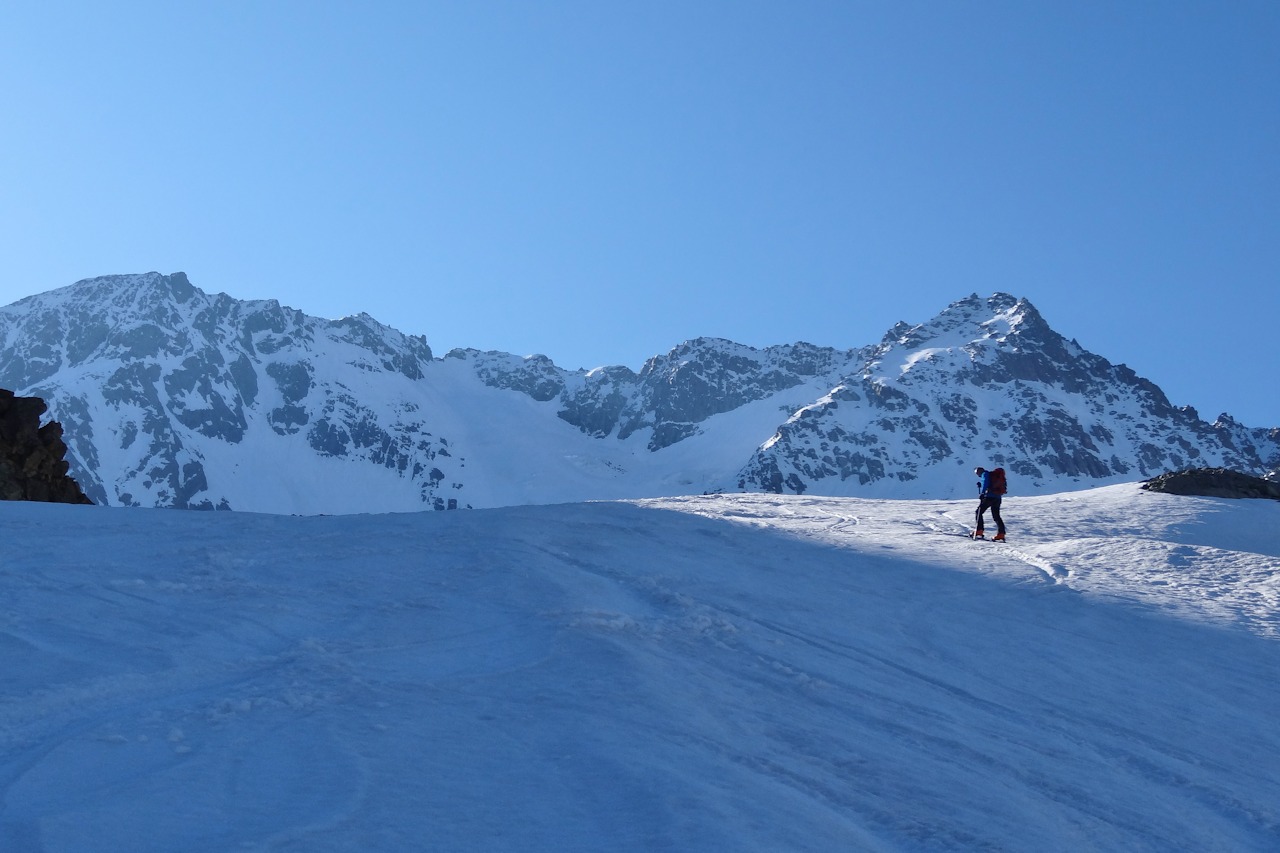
<box><xmin>738</xmin><ymin>292</ymin><xmax>1280</xmax><ymax>496</ymax></box>
<box><xmin>0</xmin><ymin>274</ymin><xmax>1276</xmax><ymax>512</ymax></box>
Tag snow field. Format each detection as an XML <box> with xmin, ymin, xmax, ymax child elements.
<box><xmin>0</xmin><ymin>484</ymin><xmax>1277</xmax><ymax>851</ymax></box>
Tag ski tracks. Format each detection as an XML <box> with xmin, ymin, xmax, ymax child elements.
<box><xmin>1001</xmin><ymin>545</ymin><xmax>1072</xmax><ymax>585</ymax></box>
<box><xmin>906</xmin><ymin>511</ymin><xmax>1073</xmax><ymax>587</ymax></box>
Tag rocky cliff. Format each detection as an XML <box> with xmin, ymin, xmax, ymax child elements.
<box><xmin>0</xmin><ymin>389</ymin><xmax>93</xmax><ymax>504</ymax></box>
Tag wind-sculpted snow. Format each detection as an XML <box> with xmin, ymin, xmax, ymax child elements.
<box><xmin>1</xmin><ymin>275</ymin><xmax>1277</xmax><ymax>513</ymax></box>
<box><xmin>0</xmin><ymin>485</ymin><xmax>1277</xmax><ymax>850</ymax></box>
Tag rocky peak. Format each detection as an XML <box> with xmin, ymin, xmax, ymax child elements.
<box><xmin>448</xmin><ymin>348</ymin><xmax>567</xmax><ymax>401</ymax></box>
<box><xmin>740</xmin><ymin>291</ymin><xmax>1280</xmax><ymax>499</ymax></box>
<box><xmin>909</xmin><ymin>294</ymin><xmax>1050</xmax><ymax>348</ymax></box>
<box><xmin>64</xmin><ymin>271</ymin><xmax>199</xmax><ymax>314</ymax></box>
<box><xmin>330</xmin><ymin>312</ymin><xmax>433</xmax><ymax>379</ymax></box>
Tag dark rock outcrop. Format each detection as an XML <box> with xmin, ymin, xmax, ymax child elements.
<box><xmin>0</xmin><ymin>389</ymin><xmax>93</xmax><ymax>504</ymax></box>
<box><xmin>1141</xmin><ymin>468</ymin><xmax>1280</xmax><ymax>501</ymax></box>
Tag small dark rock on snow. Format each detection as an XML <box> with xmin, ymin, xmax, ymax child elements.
<box><xmin>1141</xmin><ymin>467</ymin><xmax>1280</xmax><ymax>501</ymax></box>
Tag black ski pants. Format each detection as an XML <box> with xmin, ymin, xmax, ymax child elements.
<box><xmin>976</xmin><ymin>496</ymin><xmax>1005</xmax><ymax>535</ymax></box>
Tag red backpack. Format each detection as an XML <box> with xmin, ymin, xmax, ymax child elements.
<box><xmin>989</xmin><ymin>467</ymin><xmax>1007</xmax><ymax>495</ymax></box>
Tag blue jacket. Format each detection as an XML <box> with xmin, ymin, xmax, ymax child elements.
<box><xmin>978</xmin><ymin>470</ymin><xmax>996</xmax><ymax>498</ymax></box>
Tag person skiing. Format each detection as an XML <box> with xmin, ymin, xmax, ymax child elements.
<box><xmin>972</xmin><ymin>466</ymin><xmax>1007</xmax><ymax>541</ymax></box>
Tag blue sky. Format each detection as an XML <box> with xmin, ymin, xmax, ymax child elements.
<box><xmin>2</xmin><ymin>2</ymin><xmax>1277</xmax><ymax>426</ymax></box>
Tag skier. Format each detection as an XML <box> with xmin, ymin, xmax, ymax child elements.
<box><xmin>972</xmin><ymin>466</ymin><xmax>1007</xmax><ymax>541</ymax></box>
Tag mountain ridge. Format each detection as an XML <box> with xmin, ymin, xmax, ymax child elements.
<box><xmin>1</xmin><ymin>272</ymin><xmax>1276</xmax><ymax>513</ymax></box>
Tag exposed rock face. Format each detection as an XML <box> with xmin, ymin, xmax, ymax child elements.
<box><xmin>558</xmin><ymin>338</ymin><xmax>865</xmax><ymax>450</ymax></box>
<box><xmin>1141</xmin><ymin>468</ymin><xmax>1280</xmax><ymax>501</ymax></box>
<box><xmin>0</xmin><ymin>389</ymin><xmax>93</xmax><ymax>504</ymax></box>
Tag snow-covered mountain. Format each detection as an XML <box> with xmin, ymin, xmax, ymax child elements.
<box><xmin>1</xmin><ymin>272</ymin><xmax>1276</xmax><ymax>512</ymax></box>
<box><xmin>739</xmin><ymin>295</ymin><xmax>1280</xmax><ymax>495</ymax></box>
<box><xmin>2</xmin><ymin>486</ymin><xmax>1278</xmax><ymax>850</ymax></box>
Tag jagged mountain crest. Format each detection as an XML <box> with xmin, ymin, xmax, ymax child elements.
<box><xmin>0</xmin><ymin>273</ymin><xmax>446</xmax><ymax>510</ymax></box>
<box><xmin>737</xmin><ymin>292</ymin><xmax>1278</xmax><ymax>496</ymax></box>
<box><xmin>0</xmin><ymin>273</ymin><xmax>1276</xmax><ymax>513</ymax></box>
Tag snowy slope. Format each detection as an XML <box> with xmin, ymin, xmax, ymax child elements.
<box><xmin>1</xmin><ymin>485</ymin><xmax>1277</xmax><ymax>851</ymax></box>
<box><xmin>1</xmin><ymin>274</ymin><xmax>1277</xmax><ymax>513</ymax></box>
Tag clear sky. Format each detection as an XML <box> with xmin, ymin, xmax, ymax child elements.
<box><xmin>2</xmin><ymin>1</ymin><xmax>1277</xmax><ymax>426</ymax></box>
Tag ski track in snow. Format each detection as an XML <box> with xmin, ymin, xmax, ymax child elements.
<box><xmin>0</xmin><ymin>484</ymin><xmax>1277</xmax><ymax>851</ymax></box>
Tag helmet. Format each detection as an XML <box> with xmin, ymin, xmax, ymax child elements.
<box><xmin>974</xmin><ymin>467</ymin><xmax>985</xmax><ymax>475</ymax></box>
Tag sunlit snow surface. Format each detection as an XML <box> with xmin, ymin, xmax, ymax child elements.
<box><xmin>1</xmin><ymin>485</ymin><xmax>1278</xmax><ymax>851</ymax></box>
